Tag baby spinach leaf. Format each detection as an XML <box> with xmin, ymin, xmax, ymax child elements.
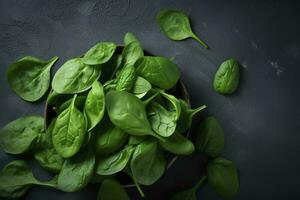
<box><xmin>47</xmin><ymin>91</ymin><xmax>72</xmax><ymax>108</ymax></box>
<box><xmin>158</xmin><ymin>132</ymin><xmax>195</xmax><ymax>155</ymax></box>
<box><xmin>132</xmin><ymin>76</ymin><xmax>152</xmax><ymax>99</ymax></box>
<box><xmin>195</xmin><ymin>117</ymin><xmax>224</xmax><ymax>157</ymax></box>
<box><xmin>106</xmin><ymin>91</ymin><xmax>163</xmax><ymax>140</ymax></box>
<box><xmin>7</xmin><ymin>56</ymin><xmax>58</xmax><ymax>102</ymax></box>
<box><xmin>207</xmin><ymin>158</ymin><xmax>239</xmax><ymax>199</ymax></box>
<box><xmin>159</xmin><ymin>90</ymin><xmax>181</xmax><ymax>120</ymax></box>
<box><xmin>82</xmin><ymin>42</ymin><xmax>117</xmax><ymax>65</ymax></box>
<box><xmin>176</xmin><ymin>100</ymin><xmax>206</xmax><ymax>134</ymax></box>
<box><xmin>57</xmin><ymin>148</ymin><xmax>95</xmax><ymax>192</ymax></box>
<box><xmin>52</xmin><ymin>58</ymin><xmax>101</xmax><ymax>94</ymax></box>
<box><xmin>52</xmin><ymin>95</ymin><xmax>87</xmax><ymax>158</ymax></box>
<box><xmin>135</xmin><ymin>56</ymin><xmax>180</xmax><ymax>90</ymax></box>
<box><xmin>0</xmin><ymin>160</ymin><xmax>57</xmax><ymax>199</ymax></box>
<box><xmin>130</xmin><ymin>139</ymin><xmax>166</xmax><ymax>185</ymax></box>
<box><xmin>121</xmin><ymin>41</ymin><xmax>144</xmax><ymax>68</ymax></box>
<box><xmin>115</xmin><ymin>66</ymin><xmax>137</xmax><ymax>92</ymax></box>
<box><xmin>84</xmin><ymin>81</ymin><xmax>105</xmax><ymax>131</ymax></box>
<box><xmin>147</xmin><ymin>102</ymin><xmax>177</xmax><ymax>137</ymax></box>
<box><xmin>170</xmin><ymin>176</ymin><xmax>207</xmax><ymax>200</ymax></box>
<box><xmin>213</xmin><ymin>59</ymin><xmax>240</xmax><ymax>94</ymax></box>
<box><xmin>0</xmin><ymin>116</ymin><xmax>44</xmax><ymax>154</ymax></box>
<box><xmin>156</xmin><ymin>10</ymin><xmax>208</xmax><ymax>49</ymax></box>
<box><xmin>34</xmin><ymin>118</ymin><xmax>64</xmax><ymax>173</ymax></box>
<box><xmin>94</xmin><ymin>124</ymin><xmax>128</xmax><ymax>155</ymax></box>
<box><xmin>124</xmin><ymin>32</ymin><xmax>141</xmax><ymax>45</ymax></box>
<box><xmin>97</xmin><ymin>178</ymin><xmax>130</xmax><ymax>200</ymax></box>
<box><xmin>97</xmin><ymin>146</ymin><xmax>134</xmax><ymax>175</ymax></box>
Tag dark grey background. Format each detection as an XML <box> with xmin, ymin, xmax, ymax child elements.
<box><xmin>0</xmin><ymin>0</ymin><xmax>300</xmax><ymax>199</ymax></box>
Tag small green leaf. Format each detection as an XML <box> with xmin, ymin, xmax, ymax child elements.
<box><xmin>82</xmin><ymin>42</ymin><xmax>117</xmax><ymax>65</ymax></box>
<box><xmin>7</xmin><ymin>56</ymin><xmax>58</xmax><ymax>102</ymax></box>
<box><xmin>159</xmin><ymin>132</ymin><xmax>195</xmax><ymax>155</ymax></box>
<box><xmin>156</xmin><ymin>10</ymin><xmax>208</xmax><ymax>48</ymax></box>
<box><xmin>132</xmin><ymin>76</ymin><xmax>152</xmax><ymax>98</ymax></box>
<box><xmin>0</xmin><ymin>116</ymin><xmax>44</xmax><ymax>154</ymax></box>
<box><xmin>213</xmin><ymin>59</ymin><xmax>240</xmax><ymax>94</ymax></box>
<box><xmin>207</xmin><ymin>158</ymin><xmax>239</xmax><ymax>199</ymax></box>
<box><xmin>195</xmin><ymin>117</ymin><xmax>224</xmax><ymax>157</ymax></box>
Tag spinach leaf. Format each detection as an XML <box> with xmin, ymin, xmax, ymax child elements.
<box><xmin>128</xmin><ymin>135</ymin><xmax>148</xmax><ymax>145</ymax></box>
<box><xmin>158</xmin><ymin>132</ymin><xmax>194</xmax><ymax>155</ymax></box>
<box><xmin>47</xmin><ymin>90</ymin><xmax>72</xmax><ymax>108</ymax></box>
<box><xmin>195</xmin><ymin>117</ymin><xmax>224</xmax><ymax>157</ymax></box>
<box><xmin>170</xmin><ymin>176</ymin><xmax>207</xmax><ymax>200</ymax></box>
<box><xmin>7</xmin><ymin>56</ymin><xmax>58</xmax><ymax>102</ymax></box>
<box><xmin>0</xmin><ymin>160</ymin><xmax>57</xmax><ymax>199</ymax></box>
<box><xmin>135</xmin><ymin>56</ymin><xmax>180</xmax><ymax>90</ymax></box>
<box><xmin>159</xmin><ymin>90</ymin><xmax>181</xmax><ymax>120</ymax></box>
<box><xmin>52</xmin><ymin>94</ymin><xmax>86</xmax><ymax>158</ymax></box>
<box><xmin>84</xmin><ymin>81</ymin><xmax>105</xmax><ymax>131</ymax></box>
<box><xmin>82</xmin><ymin>42</ymin><xmax>117</xmax><ymax>65</ymax></box>
<box><xmin>106</xmin><ymin>91</ymin><xmax>163</xmax><ymax>140</ymax></box>
<box><xmin>97</xmin><ymin>178</ymin><xmax>130</xmax><ymax>200</ymax></box>
<box><xmin>156</xmin><ymin>10</ymin><xmax>208</xmax><ymax>49</ymax></box>
<box><xmin>132</xmin><ymin>76</ymin><xmax>152</xmax><ymax>99</ymax></box>
<box><xmin>124</xmin><ymin>32</ymin><xmax>141</xmax><ymax>45</ymax></box>
<box><xmin>57</xmin><ymin>148</ymin><xmax>95</xmax><ymax>192</ymax></box>
<box><xmin>147</xmin><ymin>102</ymin><xmax>177</xmax><ymax>137</ymax></box>
<box><xmin>115</xmin><ymin>66</ymin><xmax>137</xmax><ymax>92</ymax></box>
<box><xmin>207</xmin><ymin>158</ymin><xmax>239</xmax><ymax>199</ymax></box>
<box><xmin>121</xmin><ymin>41</ymin><xmax>144</xmax><ymax>68</ymax></box>
<box><xmin>176</xmin><ymin>100</ymin><xmax>206</xmax><ymax>134</ymax></box>
<box><xmin>34</xmin><ymin>118</ymin><xmax>64</xmax><ymax>173</ymax></box>
<box><xmin>0</xmin><ymin>116</ymin><xmax>44</xmax><ymax>154</ymax></box>
<box><xmin>94</xmin><ymin>124</ymin><xmax>128</xmax><ymax>155</ymax></box>
<box><xmin>130</xmin><ymin>139</ymin><xmax>166</xmax><ymax>185</ymax></box>
<box><xmin>52</xmin><ymin>58</ymin><xmax>101</xmax><ymax>94</ymax></box>
<box><xmin>96</xmin><ymin>146</ymin><xmax>134</xmax><ymax>175</ymax></box>
<box><xmin>213</xmin><ymin>59</ymin><xmax>240</xmax><ymax>94</ymax></box>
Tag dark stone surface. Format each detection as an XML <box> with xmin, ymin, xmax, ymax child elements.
<box><xmin>0</xmin><ymin>0</ymin><xmax>300</xmax><ymax>199</ymax></box>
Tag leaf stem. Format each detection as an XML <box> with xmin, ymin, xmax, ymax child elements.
<box><xmin>130</xmin><ymin>172</ymin><xmax>145</xmax><ymax>198</ymax></box>
<box><xmin>191</xmin><ymin>105</ymin><xmax>207</xmax><ymax>116</ymax></box>
<box><xmin>192</xmin><ymin>34</ymin><xmax>209</xmax><ymax>49</ymax></box>
<box><xmin>193</xmin><ymin>175</ymin><xmax>207</xmax><ymax>191</ymax></box>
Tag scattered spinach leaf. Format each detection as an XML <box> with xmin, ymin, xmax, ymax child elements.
<box><xmin>97</xmin><ymin>178</ymin><xmax>130</xmax><ymax>200</ymax></box>
<box><xmin>213</xmin><ymin>59</ymin><xmax>240</xmax><ymax>94</ymax></box>
<box><xmin>156</xmin><ymin>10</ymin><xmax>208</xmax><ymax>48</ymax></box>
<box><xmin>82</xmin><ymin>42</ymin><xmax>117</xmax><ymax>65</ymax></box>
<box><xmin>7</xmin><ymin>56</ymin><xmax>58</xmax><ymax>102</ymax></box>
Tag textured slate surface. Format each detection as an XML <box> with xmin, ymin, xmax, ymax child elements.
<box><xmin>0</xmin><ymin>0</ymin><xmax>300</xmax><ymax>199</ymax></box>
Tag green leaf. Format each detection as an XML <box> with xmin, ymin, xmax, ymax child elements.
<box><xmin>207</xmin><ymin>158</ymin><xmax>239</xmax><ymax>199</ymax></box>
<box><xmin>124</xmin><ymin>32</ymin><xmax>141</xmax><ymax>45</ymax></box>
<box><xmin>97</xmin><ymin>179</ymin><xmax>130</xmax><ymax>200</ymax></box>
<box><xmin>121</xmin><ymin>41</ymin><xmax>143</xmax><ymax>68</ymax></box>
<box><xmin>58</xmin><ymin>95</ymin><xmax>87</xmax><ymax>113</ymax></box>
<box><xmin>96</xmin><ymin>146</ymin><xmax>134</xmax><ymax>176</ymax></box>
<box><xmin>195</xmin><ymin>117</ymin><xmax>224</xmax><ymax>157</ymax></box>
<box><xmin>0</xmin><ymin>116</ymin><xmax>44</xmax><ymax>154</ymax></box>
<box><xmin>213</xmin><ymin>59</ymin><xmax>240</xmax><ymax>94</ymax></box>
<box><xmin>0</xmin><ymin>160</ymin><xmax>57</xmax><ymax>199</ymax></box>
<box><xmin>106</xmin><ymin>91</ymin><xmax>163</xmax><ymax>140</ymax></box>
<box><xmin>147</xmin><ymin>102</ymin><xmax>177</xmax><ymax>137</ymax></box>
<box><xmin>132</xmin><ymin>76</ymin><xmax>152</xmax><ymax>98</ymax></box>
<box><xmin>7</xmin><ymin>56</ymin><xmax>58</xmax><ymax>102</ymax></box>
<box><xmin>130</xmin><ymin>139</ymin><xmax>166</xmax><ymax>185</ymax></box>
<box><xmin>82</xmin><ymin>42</ymin><xmax>117</xmax><ymax>65</ymax></box>
<box><xmin>57</xmin><ymin>148</ymin><xmax>95</xmax><ymax>192</ymax></box>
<box><xmin>52</xmin><ymin>95</ymin><xmax>87</xmax><ymax>158</ymax></box>
<box><xmin>159</xmin><ymin>132</ymin><xmax>194</xmax><ymax>155</ymax></box>
<box><xmin>135</xmin><ymin>56</ymin><xmax>180</xmax><ymax>90</ymax></box>
<box><xmin>94</xmin><ymin>124</ymin><xmax>128</xmax><ymax>155</ymax></box>
<box><xmin>176</xmin><ymin>100</ymin><xmax>206</xmax><ymax>134</ymax></box>
<box><xmin>115</xmin><ymin>66</ymin><xmax>137</xmax><ymax>92</ymax></box>
<box><xmin>156</xmin><ymin>10</ymin><xmax>208</xmax><ymax>48</ymax></box>
<box><xmin>84</xmin><ymin>81</ymin><xmax>105</xmax><ymax>131</ymax></box>
<box><xmin>52</xmin><ymin>58</ymin><xmax>101</xmax><ymax>94</ymax></box>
